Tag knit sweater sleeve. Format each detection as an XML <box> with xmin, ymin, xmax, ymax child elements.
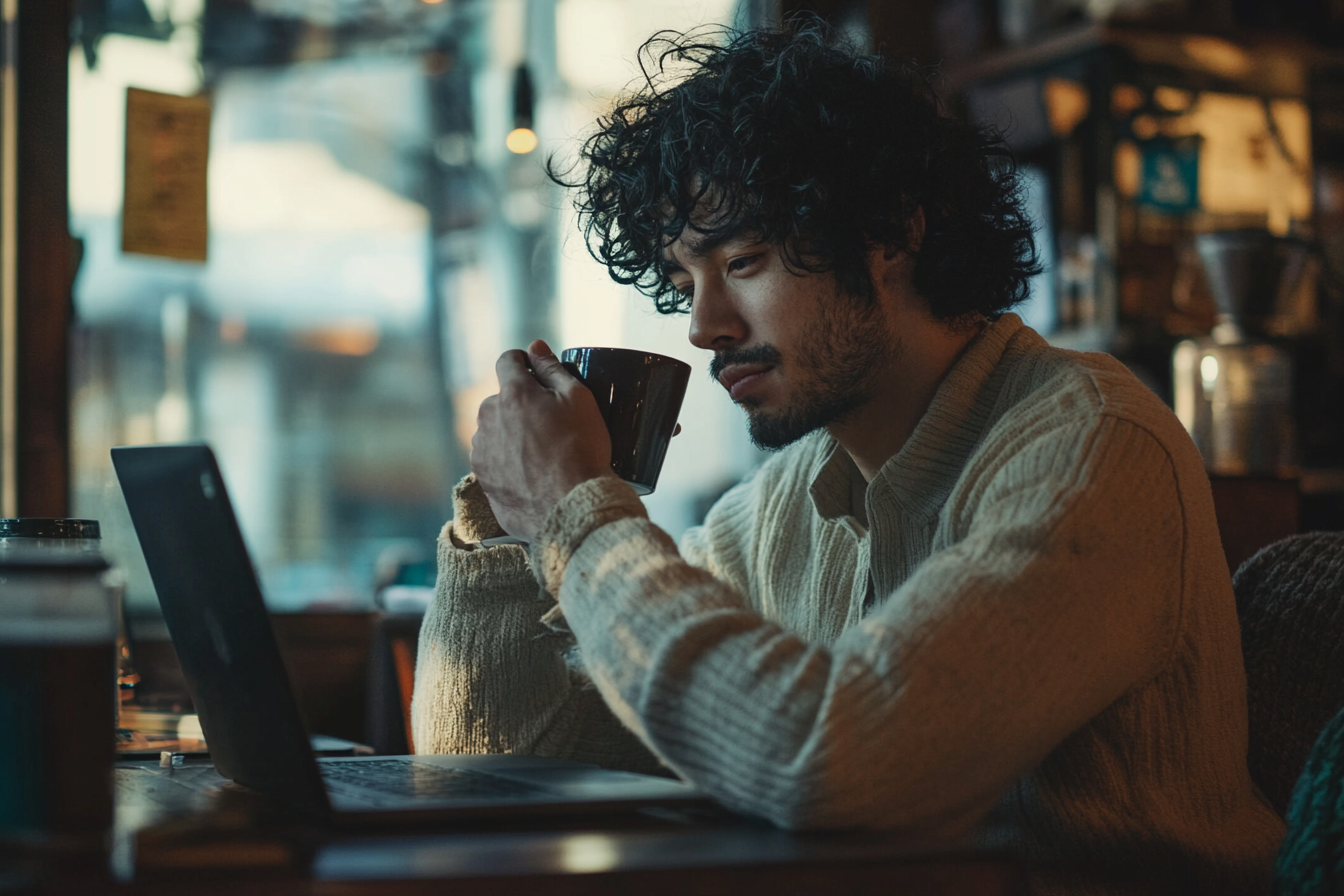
<box><xmin>409</xmin><ymin>475</ymin><xmax>663</xmax><ymax>773</ymax></box>
<box><xmin>531</xmin><ymin>416</ymin><xmax>1184</xmax><ymax>832</ymax></box>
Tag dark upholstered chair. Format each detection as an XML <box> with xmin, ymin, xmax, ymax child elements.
<box><xmin>1274</xmin><ymin>704</ymin><xmax>1344</xmax><ymax>895</ymax></box>
<box><xmin>1233</xmin><ymin>531</ymin><xmax>1344</xmax><ymax>817</ymax></box>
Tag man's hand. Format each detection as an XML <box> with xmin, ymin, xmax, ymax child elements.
<box><xmin>470</xmin><ymin>340</ymin><xmax>613</xmax><ymax>543</ymax></box>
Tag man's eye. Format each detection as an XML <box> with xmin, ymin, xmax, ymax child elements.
<box><xmin>727</xmin><ymin>254</ymin><xmax>760</xmax><ymax>273</ymax></box>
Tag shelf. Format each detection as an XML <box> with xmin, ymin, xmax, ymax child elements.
<box><xmin>948</xmin><ymin>21</ymin><xmax>1344</xmax><ymax>98</ymax></box>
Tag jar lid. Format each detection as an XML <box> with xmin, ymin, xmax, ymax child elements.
<box><xmin>0</xmin><ymin>518</ymin><xmax>101</xmax><ymax>540</ymax></box>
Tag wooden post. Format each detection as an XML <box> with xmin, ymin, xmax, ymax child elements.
<box><xmin>13</xmin><ymin>0</ymin><xmax>71</xmax><ymax>517</ymax></box>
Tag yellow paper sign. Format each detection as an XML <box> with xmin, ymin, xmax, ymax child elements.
<box><xmin>122</xmin><ymin>87</ymin><xmax>211</xmax><ymax>262</ymax></box>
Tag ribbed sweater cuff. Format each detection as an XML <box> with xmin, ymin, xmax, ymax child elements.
<box><xmin>435</xmin><ymin>527</ymin><xmax>540</xmax><ymax>609</ymax></box>
<box><xmin>532</xmin><ymin>474</ymin><xmax>646</xmax><ymax>597</ymax></box>
<box><xmin>446</xmin><ymin>473</ymin><xmax>508</xmax><ymax>546</ymax></box>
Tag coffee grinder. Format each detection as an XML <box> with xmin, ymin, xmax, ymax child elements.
<box><xmin>1172</xmin><ymin>230</ymin><xmax>1312</xmax><ymax>475</ymax></box>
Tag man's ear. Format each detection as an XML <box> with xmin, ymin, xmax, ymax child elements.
<box><xmin>883</xmin><ymin>206</ymin><xmax>925</xmax><ymax>259</ymax></box>
<box><xmin>871</xmin><ymin>246</ymin><xmax>912</xmax><ymax>300</ymax></box>
<box><xmin>876</xmin><ymin>207</ymin><xmax>925</xmax><ymax>279</ymax></box>
<box><xmin>872</xmin><ymin>207</ymin><xmax>925</xmax><ymax>307</ymax></box>
<box><xmin>908</xmin><ymin>206</ymin><xmax>925</xmax><ymax>253</ymax></box>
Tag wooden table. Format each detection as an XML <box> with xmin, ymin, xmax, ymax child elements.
<box><xmin>300</xmin><ymin>827</ymin><xmax>1026</xmax><ymax>896</ymax></box>
<box><xmin>15</xmin><ymin>761</ymin><xmax>1028</xmax><ymax>896</ymax></box>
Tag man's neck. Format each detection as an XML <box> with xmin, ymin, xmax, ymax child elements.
<box><xmin>829</xmin><ymin>318</ymin><xmax>984</xmax><ymax>483</ymax></box>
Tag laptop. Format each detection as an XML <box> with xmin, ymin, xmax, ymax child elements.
<box><xmin>111</xmin><ymin>443</ymin><xmax>706</xmax><ymax>825</ymax></box>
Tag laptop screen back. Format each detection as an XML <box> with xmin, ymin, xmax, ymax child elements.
<box><xmin>112</xmin><ymin>443</ymin><xmax>330</xmax><ymax>819</ymax></box>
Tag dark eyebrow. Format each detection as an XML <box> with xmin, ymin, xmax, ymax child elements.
<box><xmin>685</xmin><ymin>232</ymin><xmax>732</xmax><ymax>258</ymax></box>
<box><xmin>657</xmin><ymin>231</ymin><xmax>740</xmax><ymax>279</ymax></box>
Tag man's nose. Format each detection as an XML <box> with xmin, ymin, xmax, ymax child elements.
<box><xmin>687</xmin><ymin>279</ymin><xmax>747</xmax><ymax>350</ymax></box>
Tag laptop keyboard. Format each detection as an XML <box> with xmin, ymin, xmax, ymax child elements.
<box><xmin>321</xmin><ymin>760</ymin><xmax>553</xmax><ymax>800</ymax></box>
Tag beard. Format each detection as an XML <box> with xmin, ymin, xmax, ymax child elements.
<box><xmin>710</xmin><ymin>294</ymin><xmax>899</xmax><ymax>451</ymax></box>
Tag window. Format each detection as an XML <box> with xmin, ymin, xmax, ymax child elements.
<box><xmin>70</xmin><ymin>0</ymin><xmax>759</xmax><ymax>612</ymax></box>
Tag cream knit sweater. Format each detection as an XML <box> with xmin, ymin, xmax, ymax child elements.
<box><xmin>412</xmin><ymin>314</ymin><xmax>1284</xmax><ymax>894</ymax></box>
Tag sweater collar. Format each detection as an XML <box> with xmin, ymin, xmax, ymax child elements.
<box><xmin>807</xmin><ymin>313</ymin><xmax>1030</xmax><ymax>524</ymax></box>
<box><xmin>807</xmin><ymin>438</ymin><xmax>866</xmax><ymax>523</ymax></box>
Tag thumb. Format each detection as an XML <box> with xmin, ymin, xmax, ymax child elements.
<box><xmin>527</xmin><ymin>339</ymin><xmax>573</xmax><ymax>389</ymax></box>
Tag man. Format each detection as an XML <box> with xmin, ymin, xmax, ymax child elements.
<box><xmin>411</xmin><ymin>21</ymin><xmax>1284</xmax><ymax>894</ymax></box>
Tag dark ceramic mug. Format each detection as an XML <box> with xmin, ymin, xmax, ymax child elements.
<box><xmin>560</xmin><ymin>347</ymin><xmax>691</xmax><ymax>495</ymax></box>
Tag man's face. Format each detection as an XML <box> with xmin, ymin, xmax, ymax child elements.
<box><xmin>662</xmin><ymin>231</ymin><xmax>901</xmax><ymax>450</ymax></box>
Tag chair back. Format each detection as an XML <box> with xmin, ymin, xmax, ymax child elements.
<box><xmin>1233</xmin><ymin>531</ymin><xmax>1344</xmax><ymax>817</ymax></box>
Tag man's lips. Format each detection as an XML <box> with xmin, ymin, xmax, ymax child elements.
<box><xmin>718</xmin><ymin>364</ymin><xmax>774</xmax><ymax>401</ymax></box>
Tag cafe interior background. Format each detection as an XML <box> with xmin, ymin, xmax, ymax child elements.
<box><xmin>4</xmin><ymin>0</ymin><xmax>1344</xmax><ymax>746</ymax></box>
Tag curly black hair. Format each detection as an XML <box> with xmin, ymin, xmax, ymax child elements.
<box><xmin>553</xmin><ymin>17</ymin><xmax>1041</xmax><ymax>319</ymax></box>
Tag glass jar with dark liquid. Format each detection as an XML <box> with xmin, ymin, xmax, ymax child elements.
<box><xmin>0</xmin><ymin>519</ymin><xmax>116</xmax><ymax>857</ymax></box>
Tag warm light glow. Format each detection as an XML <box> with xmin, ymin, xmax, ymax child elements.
<box><xmin>1043</xmin><ymin>78</ymin><xmax>1088</xmax><ymax>138</ymax></box>
<box><xmin>422</xmin><ymin>0</ymin><xmax>446</xmax><ymax>4</ymax></box>
<box><xmin>1131</xmin><ymin>115</ymin><xmax>1159</xmax><ymax>140</ymax></box>
<box><xmin>1201</xmin><ymin>354</ymin><xmax>1220</xmax><ymax>393</ymax></box>
<box><xmin>506</xmin><ymin>127</ymin><xmax>538</xmax><ymax>154</ymax></box>
<box><xmin>1182</xmin><ymin>36</ymin><xmax>1252</xmax><ymax>79</ymax></box>
<box><xmin>1114</xmin><ymin>140</ymin><xmax>1140</xmax><ymax>198</ymax></box>
<box><xmin>293</xmin><ymin>323</ymin><xmax>380</xmax><ymax>356</ymax></box>
<box><xmin>1184</xmin><ymin>93</ymin><xmax>1312</xmax><ymax>233</ymax></box>
<box><xmin>1154</xmin><ymin>86</ymin><xmax>1193</xmax><ymax>112</ymax></box>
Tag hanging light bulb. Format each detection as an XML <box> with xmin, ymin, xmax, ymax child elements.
<box><xmin>506</xmin><ymin>127</ymin><xmax>538</xmax><ymax>154</ymax></box>
<box><xmin>507</xmin><ymin>63</ymin><xmax>537</xmax><ymax>154</ymax></box>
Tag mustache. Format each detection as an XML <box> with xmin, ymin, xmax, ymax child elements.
<box><xmin>708</xmin><ymin>344</ymin><xmax>783</xmax><ymax>382</ymax></box>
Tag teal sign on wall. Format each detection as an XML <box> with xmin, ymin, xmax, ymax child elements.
<box><xmin>1139</xmin><ymin>137</ymin><xmax>1201</xmax><ymax>213</ymax></box>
